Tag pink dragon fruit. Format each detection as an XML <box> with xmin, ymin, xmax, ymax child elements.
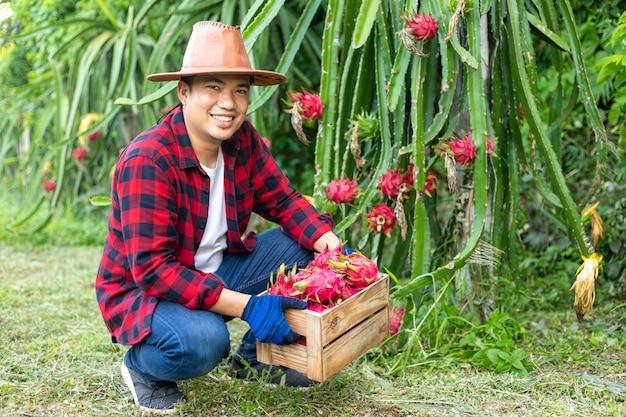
<box><xmin>267</xmin><ymin>246</ymin><xmax>381</xmax><ymax>312</ymax></box>
<box><xmin>306</xmin><ymin>303</ymin><xmax>328</xmax><ymax>313</ymax></box>
<box><xmin>73</xmin><ymin>148</ymin><xmax>87</xmax><ymax>161</ymax></box>
<box><xmin>366</xmin><ymin>204</ymin><xmax>397</xmax><ymax>236</ymax></box>
<box><xmin>378</xmin><ymin>169</ymin><xmax>404</xmax><ymax>200</ymax></box>
<box><xmin>389</xmin><ymin>306</ymin><xmax>405</xmax><ymax>335</ymax></box>
<box><xmin>339</xmin><ymin>284</ymin><xmax>360</xmax><ymax>300</ymax></box>
<box><xmin>326</xmin><ymin>178</ymin><xmax>359</xmax><ymax>204</ymax></box>
<box><xmin>285</xmin><ymin>88</ymin><xmax>324</xmax><ymax>121</ymax></box>
<box><xmin>42</xmin><ymin>180</ymin><xmax>57</xmax><ymax>192</ymax></box>
<box><xmin>268</xmin><ymin>264</ymin><xmax>300</xmax><ymax>298</ymax></box>
<box><xmin>308</xmin><ymin>245</ymin><xmax>344</xmax><ymax>269</ymax></box>
<box><xmin>292</xmin><ymin>266</ymin><xmax>346</xmax><ymax>304</ymax></box>
<box><xmin>341</xmin><ymin>253</ymin><xmax>379</xmax><ymax>289</ymax></box>
<box><xmin>465</xmin><ymin>131</ymin><xmax>496</xmax><ymax>158</ymax></box>
<box><xmin>439</xmin><ymin>132</ymin><xmax>496</xmax><ymax>165</ymax></box>
<box><xmin>402</xmin><ymin>12</ymin><xmax>438</xmax><ymax>41</ymax></box>
<box><xmin>438</xmin><ymin>136</ymin><xmax>477</xmax><ymax>165</ymax></box>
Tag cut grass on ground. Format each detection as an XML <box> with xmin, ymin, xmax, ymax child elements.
<box><xmin>1</xmin><ymin>245</ymin><xmax>625</xmax><ymax>416</ymax></box>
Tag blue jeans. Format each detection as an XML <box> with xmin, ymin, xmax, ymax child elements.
<box><xmin>124</xmin><ymin>228</ymin><xmax>313</xmax><ymax>382</ymax></box>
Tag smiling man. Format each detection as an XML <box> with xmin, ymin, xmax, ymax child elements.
<box><xmin>95</xmin><ymin>21</ymin><xmax>342</xmax><ymax>414</ymax></box>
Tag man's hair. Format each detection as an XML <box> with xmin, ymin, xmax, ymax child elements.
<box><xmin>180</xmin><ymin>76</ymin><xmax>195</xmax><ymax>91</ymax></box>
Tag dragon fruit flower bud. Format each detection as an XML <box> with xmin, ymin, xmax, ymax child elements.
<box><xmin>286</xmin><ymin>88</ymin><xmax>324</xmax><ymax>121</ymax></box>
<box><xmin>350</xmin><ymin>111</ymin><xmax>380</xmax><ymax>140</ymax></box>
<box><xmin>366</xmin><ymin>204</ymin><xmax>397</xmax><ymax>236</ymax></box>
<box><xmin>326</xmin><ymin>178</ymin><xmax>359</xmax><ymax>204</ymax></box>
<box><xmin>402</xmin><ymin>12</ymin><xmax>438</xmax><ymax>41</ymax></box>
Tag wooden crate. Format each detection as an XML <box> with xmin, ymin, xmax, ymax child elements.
<box><xmin>257</xmin><ymin>274</ymin><xmax>389</xmax><ymax>383</ymax></box>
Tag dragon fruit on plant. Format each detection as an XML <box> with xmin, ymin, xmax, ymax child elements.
<box><xmin>389</xmin><ymin>306</ymin><xmax>405</xmax><ymax>335</ymax></box>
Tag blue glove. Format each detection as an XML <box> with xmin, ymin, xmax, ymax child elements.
<box><xmin>241</xmin><ymin>294</ymin><xmax>307</xmax><ymax>345</ymax></box>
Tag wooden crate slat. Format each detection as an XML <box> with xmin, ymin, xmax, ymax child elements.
<box><xmin>319</xmin><ymin>307</ymin><xmax>389</xmax><ymax>381</ymax></box>
<box><xmin>256</xmin><ymin>274</ymin><xmax>390</xmax><ymax>383</ymax></box>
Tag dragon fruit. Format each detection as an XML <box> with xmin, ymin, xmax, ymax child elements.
<box><xmin>366</xmin><ymin>204</ymin><xmax>397</xmax><ymax>236</ymax></box>
<box><xmin>308</xmin><ymin>245</ymin><xmax>344</xmax><ymax>269</ymax></box>
<box><xmin>341</xmin><ymin>253</ymin><xmax>379</xmax><ymax>288</ymax></box>
<box><xmin>268</xmin><ymin>245</ymin><xmax>381</xmax><ymax>312</ymax></box>
<box><xmin>292</xmin><ymin>267</ymin><xmax>345</xmax><ymax>304</ymax></box>
<box><xmin>389</xmin><ymin>306</ymin><xmax>405</xmax><ymax>335</ymax></box>
<box><xmin>268</xmin><ymin>264</ymin><xmax>300</xmax><ymax>298</ymax></box>
<box><xmin>402</xmin><ymin>12</ymin><xmax>438</xmax><ymax>41</ymax></box>
<box><xmin>326</xmin><ymin>178</ymin><xmax>359</xmax><ymax>204</ymax></box>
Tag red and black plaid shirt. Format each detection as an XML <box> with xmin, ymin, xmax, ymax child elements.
<box><xmin>96</xmin><ymin>106</ymin><xmax>333</xmax><ymax>345</ymax></box>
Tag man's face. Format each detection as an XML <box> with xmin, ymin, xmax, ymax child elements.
<box><xmin>178</xmin><ymin>74</ymin><xmax>250</xmax><ymax>145</ymax></box>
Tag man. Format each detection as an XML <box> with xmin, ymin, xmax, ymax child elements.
<box><xmin>96</xmin><ymin>21</ymin><xmax>342</xmax><ymax>413</ymax></box>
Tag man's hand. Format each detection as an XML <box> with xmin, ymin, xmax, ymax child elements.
<box><xmin>241</xmin><ymin>294</ymin><xmax>307</xmax><ymax>345</ymax></box>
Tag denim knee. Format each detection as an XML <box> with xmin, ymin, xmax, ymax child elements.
<box><xmin>129</xmin><ymin>302</ymin><xmax>233</xmax><ymax>381</ymax></box>
<box><xmin>177</xmin><ymin>323</ymin><xmax>231</xmax><ymax>378</ymax></box>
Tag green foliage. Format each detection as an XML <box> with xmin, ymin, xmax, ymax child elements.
<box><xmin>0</xmin><ymin>0</ymin><xmax>323</xmax><ymax>234</ymax></box>
<box><xmin>0</xmin><ymin>185</ymin><xmax>108</xmax><ymax>248</ymax></box>
<box><xmin>1</xmin><ymin>0</ymin><xmax>624</xmax><ymax>380</ymax></box>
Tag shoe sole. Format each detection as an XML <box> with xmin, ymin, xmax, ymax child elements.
<box><xmin>121</xmin><ymin>363</ymin><xmax>176</xmax><ymax>415</ymax></box>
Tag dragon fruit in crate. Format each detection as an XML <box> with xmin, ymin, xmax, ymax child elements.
<box><xmin>292</xmin><ymin>267</ymin><xmax>346</xmax><ymax>304</ymax></box>
<box><xmin>268</xmin><ymin>245</ymin><xmax>380</xmax><ymax>312</ymax></box>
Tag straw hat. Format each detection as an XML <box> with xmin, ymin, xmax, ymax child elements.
<box><xmin>147</xmin><ymin>21</ymin><xmax>286</xmax><ymax>86</ymax></box>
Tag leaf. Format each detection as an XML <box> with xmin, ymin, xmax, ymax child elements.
<box><xmin>352</xmin><ymin>0</ymin><xmax>381</xmax><ymax>48</ymax></box>
<box><xmin>95</xmin><ymin>0</ymin><xmax>119</xmax><ymax>28</ymax></box>
<box><xmin>248</xmin><ymin>0</ymin><xmax>323</xmax><ymax>113</ymax></box>
<box><xmin>115</xmin><ymin>82</ymin><xmax>177</xmax><ymax>106</ymax></box>
<box><xmin>89</xmin><ymin>196</ymin><xmax>113</xmax><ymax>206</ymax></box>
<box><xmin>242</xmin><ymin>0</ymin><xmax>286</xmax><ymax>50</ymax></box>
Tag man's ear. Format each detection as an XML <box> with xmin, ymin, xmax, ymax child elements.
<box><xmin>177</xmin><ymin>80</ymin><xmax>189</xmax><ymax>106</ymax></box>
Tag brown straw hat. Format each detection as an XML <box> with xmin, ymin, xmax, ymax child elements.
<box><xmin>147</xmin><ymin>21</ymin><xmax>286</xmax><ymax>86</ymax></box>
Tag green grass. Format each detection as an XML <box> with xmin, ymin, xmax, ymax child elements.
<box><xmin>0</xmin><ymin>245</ymin><xmax>625</xmax><ymax>416</ymax></box>
<box><xmin>0</xmin><ymin>191</ymin><xmax>625</xmax><ymax>416</ymax></box>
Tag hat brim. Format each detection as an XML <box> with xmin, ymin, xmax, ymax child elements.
<box><xmin>147</xmin><ymin>68</ymin><xmax>286</xmax><ymax>86</ymax></box>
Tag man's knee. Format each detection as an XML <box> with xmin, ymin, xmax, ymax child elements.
<box><xmin>181</xmin><ymin>325</ymin><xmax>230</xmax><ymax>376</ymax></box>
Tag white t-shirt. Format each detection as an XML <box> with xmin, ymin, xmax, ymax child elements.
<box><xmin>194</xmin><ymin>147</ymin><xmax>228</xmax><ymax>273</ymax></box>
